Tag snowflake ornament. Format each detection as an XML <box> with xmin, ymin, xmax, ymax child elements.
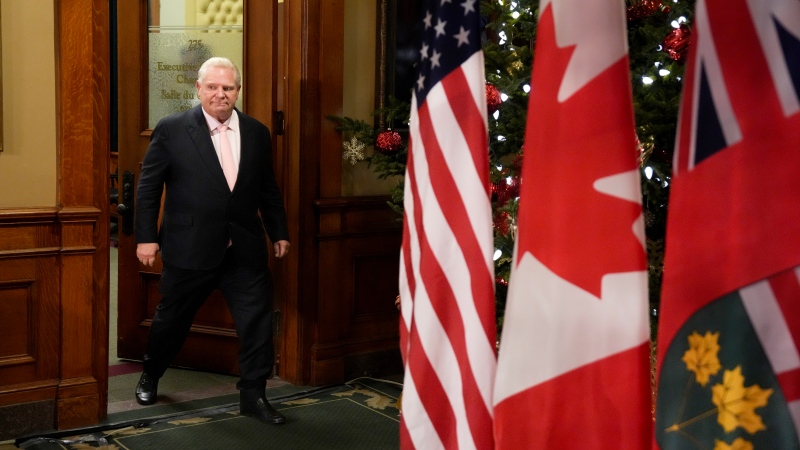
<box><xmin>342</xmin><ymin>136</ymin><xmax>366</xmax><ymax>165</ymax></box>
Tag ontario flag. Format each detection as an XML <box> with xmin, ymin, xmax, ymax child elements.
<box><xmin>492</xmin><ymin>0</ymin><xmax>651</xmax><ymax>448</ymax></box>
<box><xmin>396</xmin><ymin>0</ymin><xmax>496</xmax><ymax>448</ymax></box>
<box><xmin>655</xmin><ymin>0</ymin><xmax>800</xmax><ymax>448</ymax></box>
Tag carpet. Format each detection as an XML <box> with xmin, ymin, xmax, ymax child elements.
<box><xmin>15</xmin><ymin>379</ymin><xmax>401</xmax><ymax>450</ymax></box>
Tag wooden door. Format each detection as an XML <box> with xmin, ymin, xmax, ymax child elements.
<box><xmin>115</xmin><ymin>0</ymin><xmax>282</xmax><ymax>375</ymax></box>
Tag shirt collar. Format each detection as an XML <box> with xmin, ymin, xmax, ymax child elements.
<box><xmin>201</xmin><ymin>108</ymin><xmax>239</xmax><ymax>133</ymax></box>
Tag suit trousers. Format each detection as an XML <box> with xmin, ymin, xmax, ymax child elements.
<box><xmin>143</xmin><ymin>246</ymin><xmax>274</xmax><ymax>392</ymax></box>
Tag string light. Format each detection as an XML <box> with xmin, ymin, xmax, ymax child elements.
<box><xmin>642</xmin><ymin>76</ymin><xmax>654</xmax><ymax>85</ymax></box>
<box><xmin>671</xmin><ymin>17</ymin><xmax>686</xmax><ymax>28</ymax></box>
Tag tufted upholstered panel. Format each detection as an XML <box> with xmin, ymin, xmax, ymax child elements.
<box><xmin>195</xmin><ymin>0</ymin><xmax>243</xmax><ymax>32</ymax></box>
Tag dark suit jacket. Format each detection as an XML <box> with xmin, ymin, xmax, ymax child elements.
<box><xmin>135</xmin><ymin>105</ymin><xmax>289</xmax><ymax>271</ymax></box>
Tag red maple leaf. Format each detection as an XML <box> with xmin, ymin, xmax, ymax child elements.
<box><xmin>515</xmin><ymin>7</ymin><xmax>646</xmax><ymax>298</ymax></box>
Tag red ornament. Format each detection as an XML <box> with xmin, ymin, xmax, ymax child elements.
<box><xmin>626</xmin><ymin>0</ymin><xmax>662</xmax><ymax>21</ymax></box>
<box><xmin>374</xmin><ymin>129</ymin><xmax>402</xmax><ymax>155</ymax></box>
<box><xmin>494</xmin><ymin>211</ymin><xmax>510</xmax><ymax>236</ymax></box>
<box><xmin>486</xmin><ymin>83</ymin><xmax>502</xmax><ymax>114</ymax></box>
<box><xmin>662</xmin><ymin>24</ymin><xmax>692</xmax><ymax>65</ymax></box>
<box><xmin>490</xmin><ymin>180</ymin><xmax>499</xmax><ymax>200</ymax></box>
<box><xmin>493</xmin><ymin>176</ymin><xmax>520</xmax><ymax>207</ymax></box>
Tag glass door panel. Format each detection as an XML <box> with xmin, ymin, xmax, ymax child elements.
<box><xmin>148</xmin><ymin>0</ymin><xmax>244</xmax><ymax>128</ymax></box>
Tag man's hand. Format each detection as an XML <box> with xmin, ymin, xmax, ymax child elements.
<box><xmin>273</xmin><ymin>240</ymin><xmax>290</xmax><ymax>258</ymax></box>
<box><xmin>137</xmin><ymin>243</ymin><xmax>160</xmax><ymax>267</ymax></box>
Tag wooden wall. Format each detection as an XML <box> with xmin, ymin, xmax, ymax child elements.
<box><xmin>278</xmin><ymin>0</ymin><xmax>403</xmax><ymax>386</ymax></box>
<box><xmin>311</xmin><ymin>197</ymin><xmax>403</xmax><ymax>384</ymax></box>
<box><xmin>0</xmin><ymin>0</ymin><xmax>110</xmax><ymax>439</ymax></box>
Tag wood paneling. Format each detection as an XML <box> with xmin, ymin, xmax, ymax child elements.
<box><xmin>0</xmin><ymin>207</ymin><xmax>104</xmax><ymax>438</ymax></box>
<box><xmin>278</xmin><ymin>1</ymin><xmax>403</xmax><ymax>386</ymax></box>
<box><xmin>0</xmin><ymin>0</ymin><xmax>111</xmax><ymax>437</ymax></box>
<box><xmin>0</xmin><ymin>214</ymin><xmax>60</xmax><ymax>401</ymax></box>
<box><xmin>310</xmin><ymin>197</ymin><xmax>402</xmax><ymax>385</ymax></box>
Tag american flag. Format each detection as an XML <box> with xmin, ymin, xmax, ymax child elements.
<box><xmin>397</xmin><ymin>0</ymin><xmax>496</xmax><ymax>449</ymax></box>
<box><xmin>655</xmin><ymin>0</ymin><xmax>800</xmax><ymax>447</ymax></box>
<box><xmin>493</xmin><ymin>0</ymin><xmax>651</xmax><ymax>448</ymax></box>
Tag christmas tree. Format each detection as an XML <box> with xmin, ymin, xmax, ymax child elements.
<box><xmin>330</xmin><ymin>0</ymin><xmax>695</xmax><ymax>336</ymax></box>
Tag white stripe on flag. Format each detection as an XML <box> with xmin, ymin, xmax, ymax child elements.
<box><xmin>684</xmin><ymin>0</ymin><xmax>742</xmax><ymax>172</ymax></box>
<box><xmin>402</xmin><ymin>372</ymin><xmax>445</xmax><ymax>450</ymax></box>
<box><xmin>739</xmin><ymin>270</ymin><xmax>800</xmax><ymax>440</ymax></box>
<box><xmin>399</xmin><ymin>165</ymin><xmax>417</xmax><ymax>338</ymax></box>
<box><xmin>739</xmin><ymin>279</ymin><xmax>800</xmax><ymax>373</ymax></box>
<box><xmin>462</xmin><ymin>53</ymin><xmax>489</xmax><ymax>127</ymax></box>
<box><xmin>745</xmin><ymin>0</ymin><xmax>800</xmax><ymax>116</ymax></box>
<box><xmin>789</xmin><ymin>400</ymin><xmax>800</xmax><ymax>442</ymax></box>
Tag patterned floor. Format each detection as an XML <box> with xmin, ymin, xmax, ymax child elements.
<box><xmin>13</xmin><ymin>381</ymin><xmax>402</xmax><ymax>450</ymax></box>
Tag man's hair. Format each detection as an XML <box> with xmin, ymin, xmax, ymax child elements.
<box><xmin>198</xmin><ymin>57</ymin><xmax>242</xmax><ymax>87</ymax></box>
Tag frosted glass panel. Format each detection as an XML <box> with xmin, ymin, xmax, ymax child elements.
<box><xmin>148</xmin><ymin>0</ymin><xmax>243</xmax><ymax>129</ymax></box>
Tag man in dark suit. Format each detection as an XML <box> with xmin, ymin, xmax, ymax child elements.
<box><xmin>134</xmin><ymin>57</ymin><xmax>289</xmax><ymax>425</ymax></box>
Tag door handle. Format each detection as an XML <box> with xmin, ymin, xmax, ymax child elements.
<box><xmin>116</xmin><ymin>171</ymin><xmax>135</xmax><ymax>235</ymax></box>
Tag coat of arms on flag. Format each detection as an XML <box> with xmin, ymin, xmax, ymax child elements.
<box><xmin>656</xmin><ymin>274</ymin><xmax>800</xmax><ymax>448</ymax></box>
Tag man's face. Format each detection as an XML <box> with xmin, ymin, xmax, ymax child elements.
<box><xmin>196</xmin><ymin>66</ymin><xmax>240</xmax><ymax>122</ymax></box>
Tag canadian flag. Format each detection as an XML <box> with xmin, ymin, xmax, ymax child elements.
<box><xmin>492</xmin><ymin>0</ymin><xmax>652</xmax><ymax>448</ymax></box>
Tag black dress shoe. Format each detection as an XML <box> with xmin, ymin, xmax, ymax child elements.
<box><xmin>135</xmin><ymin>372</ymin><xmax>159</xmax><ymax>405</ymax></box>
<box><xmin>240</xmin><ymin>397</ymin><xmax>286</xmax><ymax>424</ymax></box>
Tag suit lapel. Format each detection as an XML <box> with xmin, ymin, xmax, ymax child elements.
<box><xmin>186</xmin><ymin>106</ymin><xmax>230</xmax><ymax>192</ymax></box>
<box><xmin>236</xmin><ymin>113</ymin><xmax>254</xmax><ymax>192</ymax></box>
